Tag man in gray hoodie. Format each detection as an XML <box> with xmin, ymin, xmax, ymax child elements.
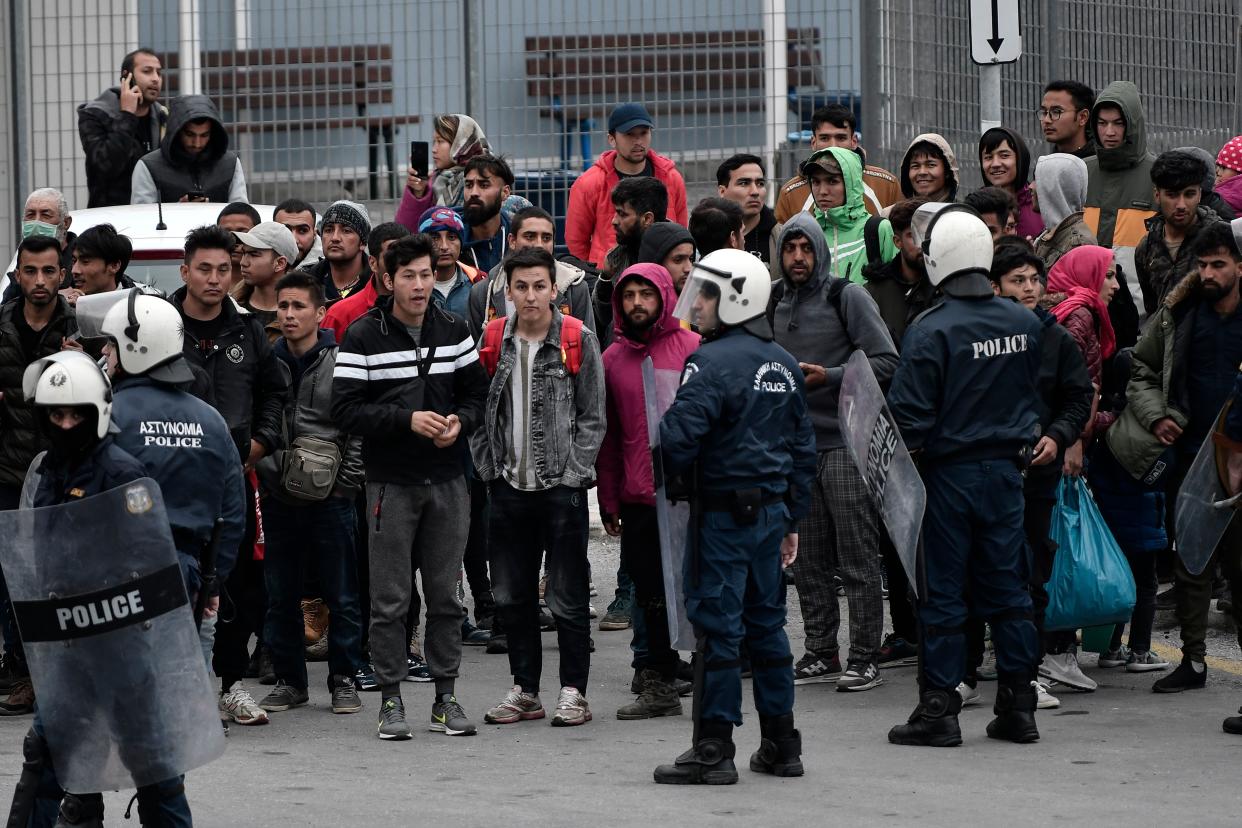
<box><xmin>1033</xmin><ymin>154</ymin><xmax>1098</xmax><ymax>270</ymax></box>
<box><xmin>767</xmin><ymin>212</ymin><xmax>899</xmax><ymax>692</ymax></box>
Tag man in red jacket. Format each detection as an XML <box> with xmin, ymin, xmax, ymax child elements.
<box><xmin>596</xmin><ymin>262</ymin><xmax>699</xmax><ymax>720</ymax></box>
<box><xmin>566</xmin><ymin>104</ymin><xmax>689</xmax><ymax>266</ymax></box>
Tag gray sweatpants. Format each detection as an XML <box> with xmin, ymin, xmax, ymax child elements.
<box><xmin>367</xmin><ymin>478</ymin><xmax>469</xmax><ymax>693</ymax></box>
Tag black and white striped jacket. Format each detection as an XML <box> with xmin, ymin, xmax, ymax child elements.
<box><xmin>330</xmin><ymin>303</ymin><xmax>488</xmax><ymax>485</ymax></box>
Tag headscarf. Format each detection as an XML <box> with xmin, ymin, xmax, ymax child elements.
<box><xmin>1047</xmin><ymin>245</ymin><xmax>1117</xmax><ymax>359</ymax></box>
<box><xmin>432</xmin><ymin>114</ymin><xmax>490</xmax><ymax>208</ymax></box>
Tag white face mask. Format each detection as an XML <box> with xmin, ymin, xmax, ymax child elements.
<box><xmin>22</xmin><ymin>220</ymin><xmax>59</xmax><ymax>240</ymax></box>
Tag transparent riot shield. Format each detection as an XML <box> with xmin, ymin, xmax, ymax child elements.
<box><xmin>1175</xmin><ymin>406</ymin><xmax>1238</xmax><ymax>576</ymax></box>
<box><xmin>0</xmin><ymin>479</ymin><xmax>225</xmax><ymax>793</ymax></box>
<box><xmin>642</xmin><ymin>356</ymin><xmax>696</xmax><ymax>650</ymax></box>
<box><xmin>838</xmin><ymin>350</ymin><xmax>925</xmax><ymax>597</ymax></box>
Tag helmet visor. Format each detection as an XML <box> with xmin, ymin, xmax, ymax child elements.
<box><xmin>75</xmin><ymin>288</ymin><xmax>137</xmax><ymax>340</ymax></box>
<box><xmin>671</xmin><ymin>264</ymin><xmax>725</xmax><ymax>330</ymax></box>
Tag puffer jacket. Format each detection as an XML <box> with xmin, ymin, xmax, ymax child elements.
<box><xmin>469</xmin><ymin>306</ymin><xmax>606</xmax><ymax>489</ymax></box>
<box><xmin>1134</xmin><ymin>205</ymin><xmax>1224</xmax><ymax>315</ymax></box>
<box><xmin>809</xmin><ymin>147</ymin><xmax>899</xmax><ymax>284</ymax></box>
<box><xmin>1084</xmin><ymin>81</ymin><xmax>1156</xmax><ymax>249</ymax></box>
<box><xmin>1106</xmin><ymin>271</ymin><xmax>1202</xmax><ymax>480</ymax></box>
<box><xmin>77</xmin><ymin>87</ymin><xmax>169</xmax><ymax>207</ymax></box>
<box><xmin>596</xmin><ymin>263</ymin><xmax>700</xmax><ymax>514</ymax></box>
<box><xmin>257</xmin><ymin>331</ymin><xmax>364</xmax><ymax>503</ymax></box>
<box><xmin>565</xmin><ymin>150</ymin><xmax>689</xmax><ymax>265</ymax></box>
<box><xmin>0</xmin><ymin>297</ymin><xmax>77</xmax><ymax>487</ymax></box>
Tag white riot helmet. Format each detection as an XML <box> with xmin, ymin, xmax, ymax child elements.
<box><xmin>77</xmin><ymin>289</ymin><xmax>194</xmax><ymax>383</ymax></box>
<box><xmin>22</xmin><ymin>351</ymin><xmax>114</xmax><ymax>439</ymax></box>
<box><xmin>910</xmin><ymin>203</ymin><xmax>994</xmax><ymax>287</ymax></box>
<box><xmin>673</xmin><ymin>248</ymin><xmax>772</xmax><ymax>332</ymax></box>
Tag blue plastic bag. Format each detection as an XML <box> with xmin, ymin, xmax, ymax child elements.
<box><xmin>1045</xmin><ymin>476</ymin><xmax>1137</xmax><ymax>631</ymax></box>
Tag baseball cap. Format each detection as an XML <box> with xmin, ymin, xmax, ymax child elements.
<box><xmin>418</xmin><ymin>206</ymin><xmax>465</xmax><ymax>238</ymax></box>
<box><xmin>799</xmin><ymin>148</ymin><xmax>843</xmax><ymax>179</ymax></box>
<box><xmin>231</xmin><ymin>221</ymin><xmax>298</xmax><ymax>263</ymax></box>
<box><xmin>608</xmin><ymin>103</ymin><xmax>654</xmax><ymax>135</ymax></box>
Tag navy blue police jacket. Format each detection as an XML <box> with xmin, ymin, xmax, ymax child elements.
<box><xmin>110</xmin><ymin>375</ymin><xmax>247</xmax><ymax>593</ymax></box>
<box><xmin>887</xmin><ymin>288</ymin><xmax>1042</xmax><ymax>463</ymax></box>
<box><xmin>32</xmin><ymin>436</ymin><xmax>147</xmax><ymax>507</ymax></box>
<box><xmin>659</xmin><ymin>327</ymin><xmax>817</xmax><ymax>529</ymax></box>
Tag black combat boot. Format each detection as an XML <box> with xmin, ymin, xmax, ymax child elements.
<box><xmin>749</xmin><ymin>713</ymin><xmax>804</xmax><ymax>777</ymax></box>
<box><xmin>986</xmin><ymin>676</ymin><xmax>1040</xmax><ymax>743</ymax></box>
<box><xmin>888</xmin><ymin>688</ymin><xmax>963</xmax><ymax>747</ymax></box>
<box><xmin>653</xmin><ymin>719</ymin><xmax>738</xmax><ymax>785</ymax></box>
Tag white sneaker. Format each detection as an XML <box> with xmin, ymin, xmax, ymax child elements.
<box><xmin>220</xmin><ymin>681</ymin><xmax>269</xmax><ymax>725</ymax></box>
<box><xmin>956</xmin><ymin>681</ymin><xmax>982</xmax><ymax>707</ymax></box>
<box><xmin>1038</xmin><ymin>651</ymin><xmax>1097</xmax><ymax>691</ymax></box>
<box><xmin>1034</xmin><ymin>681</ymin><xmax>1060</xmax><ymax>709</ymax></box>
<box><xmin>589</xmin><ymin>602</ymin><xmax>598</xmax><ymax>619</ymax></box>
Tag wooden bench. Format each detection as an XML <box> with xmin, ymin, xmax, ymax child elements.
<box><xmin>525</xmin><ymin>29</ymin><xmax>825</xmax><ymax>166</ymax></box>
<box><xmin>163</xmin><ymin>45</ymin><xmax>419</xmax><ymax>197</ymax></box>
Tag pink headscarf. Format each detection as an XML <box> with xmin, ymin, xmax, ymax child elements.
<box><xmin>1047</xmin><ymin>245</ymin><xmax>1117</xmax><ymax>360</ymax></box>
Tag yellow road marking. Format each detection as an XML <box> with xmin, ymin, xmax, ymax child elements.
<box><xmin>1150</xmin><ymin>641</ymin><xmax>1242</xmax><ymax>677</ymax></box>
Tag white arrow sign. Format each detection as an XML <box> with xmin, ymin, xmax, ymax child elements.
<box><xmin>970</xmin><ymin>0</ymin><xmax>1022</xmax><ymax>65</ymax></box>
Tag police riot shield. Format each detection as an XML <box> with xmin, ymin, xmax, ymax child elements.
<box><xmin>1175</xmin><ymin>406</ymin><xmax>1238</xmax><ymax>576</ymax></box>
<box><xmin>0</xmin><ymin>480</ymin><xmax>225</xmax><ymax>793</ymax></box>
<box><xmin>643</xmin><ymin>356</ymin><xmax>696</xmax><ymax>650</ymax></box>
<box><xmin>838</xmin><ymin>350</ymin><xmax>925</xmax><ymax>597</ymax></box>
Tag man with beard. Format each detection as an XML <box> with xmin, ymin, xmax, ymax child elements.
<box><xmin>865</xmin><ymin>199</ymin><xmax>936</xmax><ymax>346</ymax></box>
<box><xmin>597</xmin><ymin>262</ymin><xmax>699</xmax><ymax>720</ymax></box>
<box><xmin>0</xmin><ymin>235</ymin><xmax>78</xmax><ymax>716</ymax></box>
<box><xmin>592</xmin><ymin>177</ymin><xmax>669</xmax><ymax>348</ymax></box>
<box><xmin>310</xmin><ymin>200</ymin><xmax>372</xmax><ymax>305</ymax></box>
<box><xmin>1106</xmin><ymin>220</ymin><xmax>1242</xmax><ymax>694</ymax></box>
<box><xmin>459</xmin><ymin>155</ymin><xmax>514</xmax><ymax>275</ymax></box>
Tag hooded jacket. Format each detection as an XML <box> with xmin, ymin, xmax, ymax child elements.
<box><xmin>1034</xmin><ymin>154</ymin><xmax>1098</xmax><ymax>269</ymax></box>
<box><xmin>863</xmin><ymin>254</ymin><xmax>938</xmax><ymax>349</ymax></box>
<box><xmin>769</xmin><ymin>213</ymin><xmax>898</xmax><ymax>450</ymax></box>
<box><xmin>131</xmin><ymin>95</ymin><xmax>247</xmax><ymax>204</ymax></box>
<box><xmin>1084</xmin><ymin>82</ymin><xmax>1156</xmax><ymax>248</ymax></box>
<box><xmin>1134</xmin><ymin>203</ymin><xmax>1223</xmax><ymax>314</ymax></box>
<box><xmin>899</xmin><ymin>133</ymin><xmax>960</xmax><ymax>202</ymax></box>
<box><xmin>808</xmin><ymin>147</ymin><xmax>899</xmax><ymax>284</ymax></box>
<box><xmin>1175</xmin><ymin>146</ymin><xmax>1236</xmax><ymax>221</ymax></box>
<box><xmin>77</xmin><ymin>87</ymin><xmax>169</xmax><ymax>207</ymax></box>
<box><xmin>774</xmin><ymin>150</ymin><xmax>902</xmax><ymax>222</ymax></box>
<box><xmin>979</xmin><ymin>127</ymin><xmax>1042</xmax><ymax>239</ymax></box>
<box><xmin>637</xmin><ymin>221</ymin><xmax>695</xmax><ymax>267</ymax></box>
<box><xmin>596</xmin><ymin>263</ymin><xmax>700</xmax><ymax>514</ymax></box>
<box><xmin>469</xmin><ymin>258</ymin><xmax>595</xmax><ymax>341</ymax></box>
<box><xmin>565</xmin><ymin>150</ymin><xmax>689</xmax><ymax>265</ymax></box>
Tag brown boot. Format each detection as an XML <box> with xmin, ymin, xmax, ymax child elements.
<box><xmin>0</xmin><ymin>677</ymin><xmax>35</xmax><ymax>716</ymax></box>
<box><xmin>302</xmin><ymin>598</ymin><xmax>328</xmax><ymax>645</ymax></box>
<box><xmin>617</xmin><ymin>669</ymin><xmax>683</xmax><ymax>720</ymax></box>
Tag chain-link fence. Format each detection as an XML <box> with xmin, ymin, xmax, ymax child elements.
<box><xmin>4</xmin><ymin>0</ymin><xmax>859</xmax><ymax>245</ymax></box>
<box><xmin>862</xmin><ymin>0</ymin><xmax>1242</xmax><ymax>188</ymax></box>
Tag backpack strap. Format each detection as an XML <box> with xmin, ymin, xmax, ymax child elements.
<box><xmin>863</xmin><ymin>215</ymin><xmax>885</xmax><ymax>270</ymax></box>
<box><xmin>479</xmin><ymin>317</ymin><xmax>507</xmax><ymax>377</ymax></box>
<box><xmin>824</xmin><ymin>278</ymin><xmax>855</xmax><ymax>350</ymax></box>
<box><xmin>559</xmin><ymin>314</ymin><xmax>585</xmax><ymax>375</ymax></box>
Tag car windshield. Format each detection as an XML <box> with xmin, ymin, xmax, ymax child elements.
<box><xmin>125</xmin><ymin>260</ymin><xmax>185</xmax><ymax>296</ymax></box>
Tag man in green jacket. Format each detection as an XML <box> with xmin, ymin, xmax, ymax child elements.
<box><xmin>1084</xmin><ymin>81</ymin><xmax>1157</xmax><ymax>252</ymax></box>
<box><xmin>801</xmin><ymin>147</ymin><xmax>898</xmax><ymax>285</ymax></box>
<box><xmin>1105</xmin><ymin>220</ymin><xmax>1242</xmax><ymax>693</ymax></box>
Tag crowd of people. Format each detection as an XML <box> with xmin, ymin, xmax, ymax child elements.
<box><xmin>3</xmin><ymin>45</ymin><xmax>1242</xmax><ymax>820</ymax></box>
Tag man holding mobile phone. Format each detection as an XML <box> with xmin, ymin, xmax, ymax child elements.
<box><xmin>77</xmin><ymin>48</ymin><xmax>169</xmax><ymax>208</ymax></box>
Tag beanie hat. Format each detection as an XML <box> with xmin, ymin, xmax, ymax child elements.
<box><xmin>319</xmin><ymin>200</ymin><xmax>371</xmax><ymax>241</ymax></box>
<box><xmin>1217</xmin><ymin>136</ymin><xmax>1242</xmax><ymax>173</ymax></box>
<box><xmin>418</xmin><ymin>206</ymin><xmax>465</xmax><ymax>238</ymax></box>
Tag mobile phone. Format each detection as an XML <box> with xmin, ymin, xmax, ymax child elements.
<box><xmin>411</xmin><ymin>140</ymin><xmax>429</xmax><ymax>178</ymax></box>
<box><xmin>127</xmin><ymin>72</ymin><xmax>138</xmax><ymax>91</ymax></box>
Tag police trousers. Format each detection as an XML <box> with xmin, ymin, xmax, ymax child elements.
<box><xmin>687</xmin><ymin>502</ymin><xmax>793</xmax><ymax>726</ymax></box>
<box><xmin>919</xmin><ymin>460</ymin><xmax>1038</xmax><ymax>690</ymax></box>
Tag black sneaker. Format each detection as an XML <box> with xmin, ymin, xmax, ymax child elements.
<box><xmin>462</xmin><ymin>618</ymin><xmax>491</xmax><ymax>646</ymax></box>
<box><xmin>837</xmin><ymin>661</ymin><xmax>883</xmax><ymax>692</ymax></box>
<box><xmin>1152</xmin><ymin>658</ymin><xmax>1206</xmax><ymax>693</ymax></box>
<box><xmin>793</xmin><ymin>652</ymin><xmax>841</xmax><ymax>685</ymax></box>
<box><xmin>539</xmin><ymin>609</ymin><xmax>557</xmax><ymax>631</ymax></box>
<box><xmin>405</xmin><ymin>653</ymin><xmax>432</xmax><ymax>682</ymax></box>
<box><xmin>430</xmin><ymin>695</ymin><xmax>477</xmax><ymax>736</ymax></box>
<box><xmin>877</xmin><ymin>633</ymin><xmax>919</xmax><ymax>668</ymax></box>
<box><xmin>1155</xmin><ymin>586</ymin><xmax>1178</xmax><ymax>611</ymax></box>
<box><xmin>354</xmin><ymin>664</ymin><xmax>379</xmax><ymax>692</ymax></box>
<box><xmin>258</xmin><ymin>681</ymin><xmax>309</xmax><ymax>712</ymax></box>
<box><xmin>485</xmin><ymin>633</ymin><xmax>508</xmax><ymax>654</ymax></box>
<box><xmin>834</xmin><ymin>574</ymin><xmax>845</xmax><ymax>597</ymax></box>
<box><xmin>330</xmin><ymin>674</ymin><xmax>363</xmax><ymax>714</ymax></box>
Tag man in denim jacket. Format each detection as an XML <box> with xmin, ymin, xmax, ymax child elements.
<box><xmin>470</xmin><ymin>247</ymin><xmax>606</xmax><ymax>729</ymax></box>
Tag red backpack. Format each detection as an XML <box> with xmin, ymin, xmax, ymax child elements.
<box><xmin>478</xmin><ymin>315</ymin><xmax>584</xmax><ymax>377</ymax></box>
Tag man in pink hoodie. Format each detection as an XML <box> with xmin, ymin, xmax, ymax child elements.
<box><xmin>566</xmin><ymin>104</ymin><xmax>689</xmax><ymax>266</ymax></box>
<box><xmin>597</xmin><ymin>262</ymin><xmax>699</xmax><ymax>720</ymax></box>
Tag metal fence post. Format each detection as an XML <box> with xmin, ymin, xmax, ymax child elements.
<box><xmin>9</xmin><ymin>0</ymin><xmax>28</xmax><ymax>230</ymax></box>
<box><xmin>860</xmin><ymin>0</ymin><xmax>880</xmax><ymax>145</ymax></box>
<box><xmin>463</xmin><ymin>0</ymin><xmax>481</xmax><ymax>119</ymax></box>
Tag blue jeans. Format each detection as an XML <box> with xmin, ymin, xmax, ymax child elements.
<box><xmin>687</xmin><ymin>503</ymin><xmax>793</xmax><ymax>726</ymax></box>
<box><xmin>29</xmin><ymin>712</ymin><xmax>191</xmax><ymax>828</ymax></box>
<box><xmin>262</xmin><ymin>494</ymin><xmax>363</xmax><ymax>688</ymax></box>
<box><xmin>920</xmin><ymin>461</ymin><xmax>1038</xmax><ymax>690</ymax></box>
<box><xmin>489</xmin><ymin>482</ymin><xmax>591</xmax><ymax>693</ymax></box>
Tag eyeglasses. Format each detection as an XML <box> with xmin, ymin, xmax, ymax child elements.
<box><xmin>1037</xmin><ymin>107</ymin><xmax>1077</xmax><ymax>121</ymax></box>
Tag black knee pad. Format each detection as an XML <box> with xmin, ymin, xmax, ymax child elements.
<box><xmin>58</xmin><ymin>792</ymin><xmax>105</xmax><ymax>826</ymax></box>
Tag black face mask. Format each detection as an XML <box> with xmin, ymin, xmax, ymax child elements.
<box><xmin>41</xmin><ymin>410</ymin><xmax>99</xmax><ymax>465</ymax></box>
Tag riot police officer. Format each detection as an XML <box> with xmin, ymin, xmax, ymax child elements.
<box><xmin>885</xmin><ymin>204</ymin><xmax>1043</xmax><ymax>747</ymax></box>
<box><xmin>653</xmin><ymin>249</ymin><xmax>816</xmax><ymax>785</ymax></box>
